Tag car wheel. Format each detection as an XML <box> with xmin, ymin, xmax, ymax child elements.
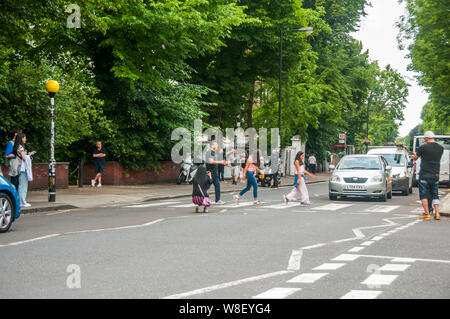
<box><xmin>176</xmin><ymin>173</ymin><xmax>185</xmax><ymax>185</ymax></box>
<box><xmin>0</xmin><ymin>193</ymin><xmax>14</xmax><ymax>233</ymax></box>
<box><xmin>329</xmin><ymin>193</ymin><xmax>337</xmax><ymax>200</ymax></box>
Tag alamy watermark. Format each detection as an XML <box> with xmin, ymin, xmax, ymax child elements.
<box><xmin>66</xmin><ymin>4</ymin><xmax>81</xmax><ymax>29</ymax></box>
<box><xmin>171</xmin><ymin>120</ymin><xmax>281</xmax><ymax>171</ymax></box>
<box><xmin>66</xmin><ymin>264</ymin><xmax>81</xmax><ymax>289</ymax></box>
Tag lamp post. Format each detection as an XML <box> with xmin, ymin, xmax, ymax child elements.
<box><xmin>45</xmin><ymin>80</ymin><xmax>60</xmax><ymax>202</ymax></box>
<box><xmin>278</xmin><ymin>27</ymin><xmax>313</xmax><ymax>147</ymax></box>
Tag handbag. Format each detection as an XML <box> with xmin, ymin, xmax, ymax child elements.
<box><xmin>197</xmin><ymin>184</ymin><xmax>211</xmax><ymax>207</ymax></box>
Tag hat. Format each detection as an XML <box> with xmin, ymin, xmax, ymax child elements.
<box><xmin>424</xmin><ymin>131</ymin><xmax>435</xmax><ymax>138</ymax></box>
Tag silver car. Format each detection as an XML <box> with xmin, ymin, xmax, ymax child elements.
<box><xmin>329</xmin><ymin>155</ymin><xmax>393</xmax><ymax>201</ymax></box>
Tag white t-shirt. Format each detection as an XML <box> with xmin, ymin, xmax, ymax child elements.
<box><xmin>308</xmin><ymin>156</ymin><xmax>316</xmax><ymax>165</ymax></box>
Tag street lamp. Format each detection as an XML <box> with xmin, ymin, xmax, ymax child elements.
<box><xmin>45</xmin><ymin>80</ymin><xmax>60</xmax><ymax>202</ymax></box>
<box><xmin>278</xmin><ymin>27</ymin><xmax>313</xmax><ymax>147</ymax></box>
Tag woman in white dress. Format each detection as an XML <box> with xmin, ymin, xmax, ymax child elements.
<box><xmin>283</xmin><ymin>151</ymin><xmax>315</xmax><ymax>205</ymax></box>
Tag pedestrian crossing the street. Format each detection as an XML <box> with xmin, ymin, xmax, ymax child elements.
<box><xmin>123</xmin><ymin>198</ymin><xmax>422</xmax><ymax>217</ymax></box>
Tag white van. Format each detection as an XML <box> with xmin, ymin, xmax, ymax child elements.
<box><xmin>413</xmin><ymin>135</ymin><xmax>450</xmax><ymax>186</ymax></box>
<box><xmin>367</xmin><ymin>145</ymin><xmax>413</xmax><ymax>195</ymax></box>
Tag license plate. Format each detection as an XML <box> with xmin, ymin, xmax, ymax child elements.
<box><xmin>345</xmin><ymin>184</ymin><xmax>366</xmax><ymax>190</ymax></box>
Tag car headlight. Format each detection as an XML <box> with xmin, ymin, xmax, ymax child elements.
<box><xmin>331</xmin><ymin>175</ymin><xmax>341</xmax><ymax>182</ymax></box>
<box><xmin>371</xmin><ymin>175</ymin><xmax>383</xmax><ymax>182</ymax></box>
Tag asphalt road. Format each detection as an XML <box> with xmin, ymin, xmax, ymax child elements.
<box><xmin>1</xmin><ymin>182</ymin><xmax>449</xmax><ymax>299</ymax></box>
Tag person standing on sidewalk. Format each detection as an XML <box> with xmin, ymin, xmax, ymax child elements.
<box><xmin>192</xmin><ymin>165</ymin><xmax>212</xmax><ymax>213</ymax></box>
<box><xmin>269</xmin><ymin>149</ymin><xmax>280</xmax><ymax>188</ymax></box>
<box><xmin>413</xmin><ymin>131</ymin><xmax>444</xmax><ymax>220</ymax></box>
<box><xmin>92</xmin><ymin>141</ymin><xmax>107</xmax><ymax>187</ymax></box>
<box><xmin>4</xmin><ymin>129</ymin><xmax>22</xmax><ymax>190</ymax></box>
<box><xmin>13</xmin><ymin>133</ymin><xmax>36</xmax><ymax>207</ymax></box>
<box><xmin>233</xmin><ymin>149</ymin><xmax>265</xmax><ymax>205</ymax></box>
<box><xmin>218</xmin><ymin>147</ymin><xmax>225</xmax><ymax>181</ymax></box>
<box><xmin>206</xmin><ymin>141</ymin><xmax>227</xmax><ymax>205</ymax></box>
<box><xmin>308</xmin><ymin>153</ymin><xmax>317</xmax><ymax>174</ymax></box>
<box><xmin>283</xmin><ymin>151</ymin><xmax>315</xmax><ymax>205</ymax></box>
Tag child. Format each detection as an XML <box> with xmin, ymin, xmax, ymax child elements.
<box><xmin>192</xmin><ymin>165</ymin><xmax>212</xmax><ymax>213</ymax></box>
<box><xmin>283</xmin><ymin>151</ymin><xmax>315</xmax><ymax>205</ymax></box>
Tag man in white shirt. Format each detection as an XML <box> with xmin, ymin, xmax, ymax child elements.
<box><xmin>308</xmin><ymin>154</ymin><xmax>317</xmax><ymax>174</ymax></box>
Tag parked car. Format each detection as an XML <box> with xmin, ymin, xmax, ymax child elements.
<box><xmin>0</xmin><ymin>174</ymin><xmax>21</xmax><ymax>233</ymax></box>
<box><xmin>329</xmin><ymin>155</ymin><xmax>393</xmax><ymax>201</ymax></box>
<box><xmin>367</xmin><ymin>145</ymin><xmax>413</xmax><ymax>195</ymax></box>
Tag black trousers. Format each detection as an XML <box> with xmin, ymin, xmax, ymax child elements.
<box><xmin>10</xmin><ymin>175</ymin><xmax>19</xmax><ymax>190</ymax></box>
<box><xmin>218</xmin><ymin>164</ymin><xmax>225</xmax><ymax>181</ymax></box>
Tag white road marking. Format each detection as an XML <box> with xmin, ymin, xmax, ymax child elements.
<box><xmin>362</xmin><ymin>274</ymin><xmax>398</xmax><ymax>286</ymax></box>
<box><xmin>264</xmin><ymin>203</ymin><xmax>301</xmax><ymax>210</ymax></box>
<box><xmin>372</xmin><ymin>236</ymin><xmax>384</xmax><ymax>241</ymax></box>
<box><xmin>361</xmin><ymin>241</ymin><xmax>375</xmax><ymax>246</ymax></box>
<box><xmin>341</xmin><ymin>290</ymin><xmax>383</xmax><ymax>299</ymax></box>
<box><xmin>301</xmin><ymin>243</ymin><xmax>326</xmax><ymax>250</ymax></box>
<box><xmin>221</xmin><ymin>201</ymin><xmax>255</xmax><ymax>208</ymax></box>
<box><xmin>313</xmin><ymin>204</ymin><xmax>353</xmax><ymax>211</ymax></box>
<box><xmin>378</xmin><ymin>264</ymin><xmax>411</xmax><ymax>272</ymax></box>
<box><xmin>359</xmin><ymin>254</ymin><xmax>450</xmax><ymax>264</ymax></box>
<box><xmin>252</xmin><ymin>287</ymin><xmax>301</xmax><ymax>299</ymax></box>
<box><xmin>2</xmin><ymin>234</ymin><xmax>60</xmax><ymax>247</ymax></box>
<box><xmin>348</xmin><ymin>247</ymin><xmax>365</xmax><ymax>253</ymax></box>
<box><xmin>287</xmin><ymin>273</ymin><xmax>328</xmax><ymax>283</ymax></box>
<box><xmin>391</xmin><ymin>258</ymin><xmax>416</xmax><ymax>263</ymax></box>
<box><xmin>125</xmin><ymin>201</ymin><xmax>179</xmax><ymax>208</ymax></box>
<box><xmin>163</xmin><ymin>270</ymin><xmax>293</xmax><ymax>299</ymax></box>
<box><xmin>287</xmin><ymin>249</ymin><xmax>303</xmax><ymax>271</ymax></box>
<box><xmin>364</xmin><ymin>205</ymin><xmax>400</xmax><ymax>213</ymax></box>
<box><xmin>313</xmin><ymin>263</ymin><xmax>346</xmax><ymax>271</ymax></box>
<box><xmin>332</xmin><ymin>254</ymin><xmax>360</xmax><ymax>261</ymax></box>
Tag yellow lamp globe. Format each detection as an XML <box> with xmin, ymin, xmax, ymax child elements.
<box><xmin>45</xmin><ymin>80</ymin><xmax>60</xmax><ymax>93</ymax></box>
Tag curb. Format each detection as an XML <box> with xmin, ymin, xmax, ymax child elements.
<box><xmin>21</xmin><ymin>205</ymin><xmax>79</xmax><ymax>215</ymax></box>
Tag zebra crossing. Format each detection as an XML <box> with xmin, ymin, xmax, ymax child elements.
<box><xmin>124</xmin><ymin>200</ymin><xmax>415</xmax><ymax>215</ymax></box>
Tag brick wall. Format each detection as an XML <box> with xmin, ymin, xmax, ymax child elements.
<box><xmin>1</xmin><ymin>162</ymin><xmax>69</xmax><ymax>191</ymax></box>
<box><xmin>82</xmin><ymin>161</ymin><xmax>180</xmax><ymax>185</ymax></box>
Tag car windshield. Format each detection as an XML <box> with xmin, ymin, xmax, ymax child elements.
<box><xmin>375</xmin><ymin>154</ymin><xmax>405</xmax><ymax>167</ymax></box>
<box><xmin>337</xmin><ymin>157</ymin><xmax>381</xmax><ymax>170</ymax></box>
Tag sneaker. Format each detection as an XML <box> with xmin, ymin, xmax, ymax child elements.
<box><xmin>91</xmin><ymin>179</ymin><xmax>95</xmax><ymax>187</ymax></box>
<box><xmin>420</xmin><ymin>213</ymin><xmax>431</xmax><ymax>220</ymax></box>
<box><xmin>434</xmin><ymin>213</ymin><xmax>440</xmax><ymax>220</ymax></box>
<box><xmin>215</xmin><ymin>200</ymin><xmax>225</xmax><ymax>205</ymax></box>
<box><xmin>233</xmin><ymin>195</ymin><xmax>239</xmax><ymax>204</ymax></box>
<box><xmin>253</xmin><ymin>200</ymin><xmax>260</xmax><ymax>205</ymax></box>
<box><xmin>283</xmin><ymin>195</ymin><xmax>288</xmax><ymax>204</ymax></box>
<box><xmin>300</xmin><ymin>202</ymin><xmax>310</xmax><ymax>206</ymax></box>
<box><xmin>97</xmin><ymin>184</ymin><xmax>102</xmax><ymax>187</ymax></box>
<box><xmin>22</xmin><ymin>203</ymin><xmax>31</xmax><ymax>208</ymax></box>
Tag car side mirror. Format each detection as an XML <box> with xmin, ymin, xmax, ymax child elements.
<box><xmin>329</xmin><ymin>165</ymin><xmax>335</xmax><ymax>170</ymax></box>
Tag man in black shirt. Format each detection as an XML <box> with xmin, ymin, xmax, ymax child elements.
<box><xmin>414</xmin><ymin>131</ymin><xmax>444</xmax><ymax>220</ymax></box>
<box><xmin>92</xmin><ymin>141</ymin><xmax>107</xmax><ymax>187</ymax></box>
<box><xmin>206</xmin><ymin>141</ymin><xmax>227</xmax><ymax>204</ymax></box>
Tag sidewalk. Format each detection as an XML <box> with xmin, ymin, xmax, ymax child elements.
<box><xmin>23</xmin><ymin>172</ymin><xmax>331</xmax><ymax>214</ymax></box>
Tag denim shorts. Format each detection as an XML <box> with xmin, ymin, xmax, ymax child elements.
<box><xmin>418</xmin><ymin>173</ymin><xmax>440</xmax><ymax>204</ymax></box>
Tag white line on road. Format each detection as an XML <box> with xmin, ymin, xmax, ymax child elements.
<box><xmin>378</xmin><ymin>264</ymin><xmax>411</xmax><ymax>272</ymax></box>
<box><xmin>300</xmin><ymin>243</ymin><xmax>326</xmax><ymax>250</ymax></box>
<box><xmin>348</xmin><ymin>247</ymin><xmax>365</xmax><ymax>253</ymax></box>
<box><xmin>341</xmin><ymin>290</ymin><xmax>383</xmax><ymax>299</ymax></box>
<box><xmin>361</xmin><ymin>241</ymin><xmax>375</xmax><ymax>246</ymax></box>
<box><xmin>313</xmin><ymin>263</ymin><xmax>346</xmax><ymax>271</ymax></box>
<box><xmin>364</xmin><ymin>205</ymin><xmax>400</xmax><ymax>213</ymax></box>
<box><xmin>358</xmin><ymin>254</ymin><xmax>450</xmax><ymax>264</ymax></box>
<box><xmin>163</xmin><ymin>270</ymin><xmax>294</xmax><ymax>299</ymax></box>
<box><xmin>1</xmin><ymin>234</ymin><xmax>60</xmax><ymax>247</ymax></box>
<box><xmin>312</xmin><ymin>204</ymin><xmax>353</xmax><ymax>211</ymax></box>
<box><xmin>332</xmin><ymin>254</ymin><xmax>360</xmax><ymax>261</ymax></box>
<box><xmin>287</xmin><ymin>273</ymin><xmax>328</xmax><ymax>283</ymax></box>
<box><xmin>362</xmin><ymin>274</ymin><xmax>398</xmax><ymax>286</ymax></box>
<box><xmin>125</xmin><ymin>201</ymin><xmax>179</xmax><ymax>208</ymax></box>
<box><xmin>287</xmin><ymin>249</ymin><xmax>303</xmax><ymax>271</ymax></box>
<box><xmin>252</xmin><ymin>287</ymin><xmax>301</xmax><ymax>299</ymax></box>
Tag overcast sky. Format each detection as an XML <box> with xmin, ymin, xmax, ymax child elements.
<box><xmin>351</xmin><ymin>0</ymin><xmax>428</xmax><ymax>137</ymax></box>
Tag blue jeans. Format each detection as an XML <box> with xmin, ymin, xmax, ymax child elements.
<box><xmin>418</xmin><ymin>173</ymin><xmax>439</xmax><ymax>205</ymax></box>
<box><xmin>240</xmin><ymin>171</ymin><xmax>258</xmax><ymax>199</ymax></box>
<box><xmin>209</xmin><ymin>171</ymin><xmax>221</xmax><ymax>202</ymax></box>
<box><xmin>17</xmin><ymin>165</ymin><xmax>29</xmax><ymax>206</ymax></box>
